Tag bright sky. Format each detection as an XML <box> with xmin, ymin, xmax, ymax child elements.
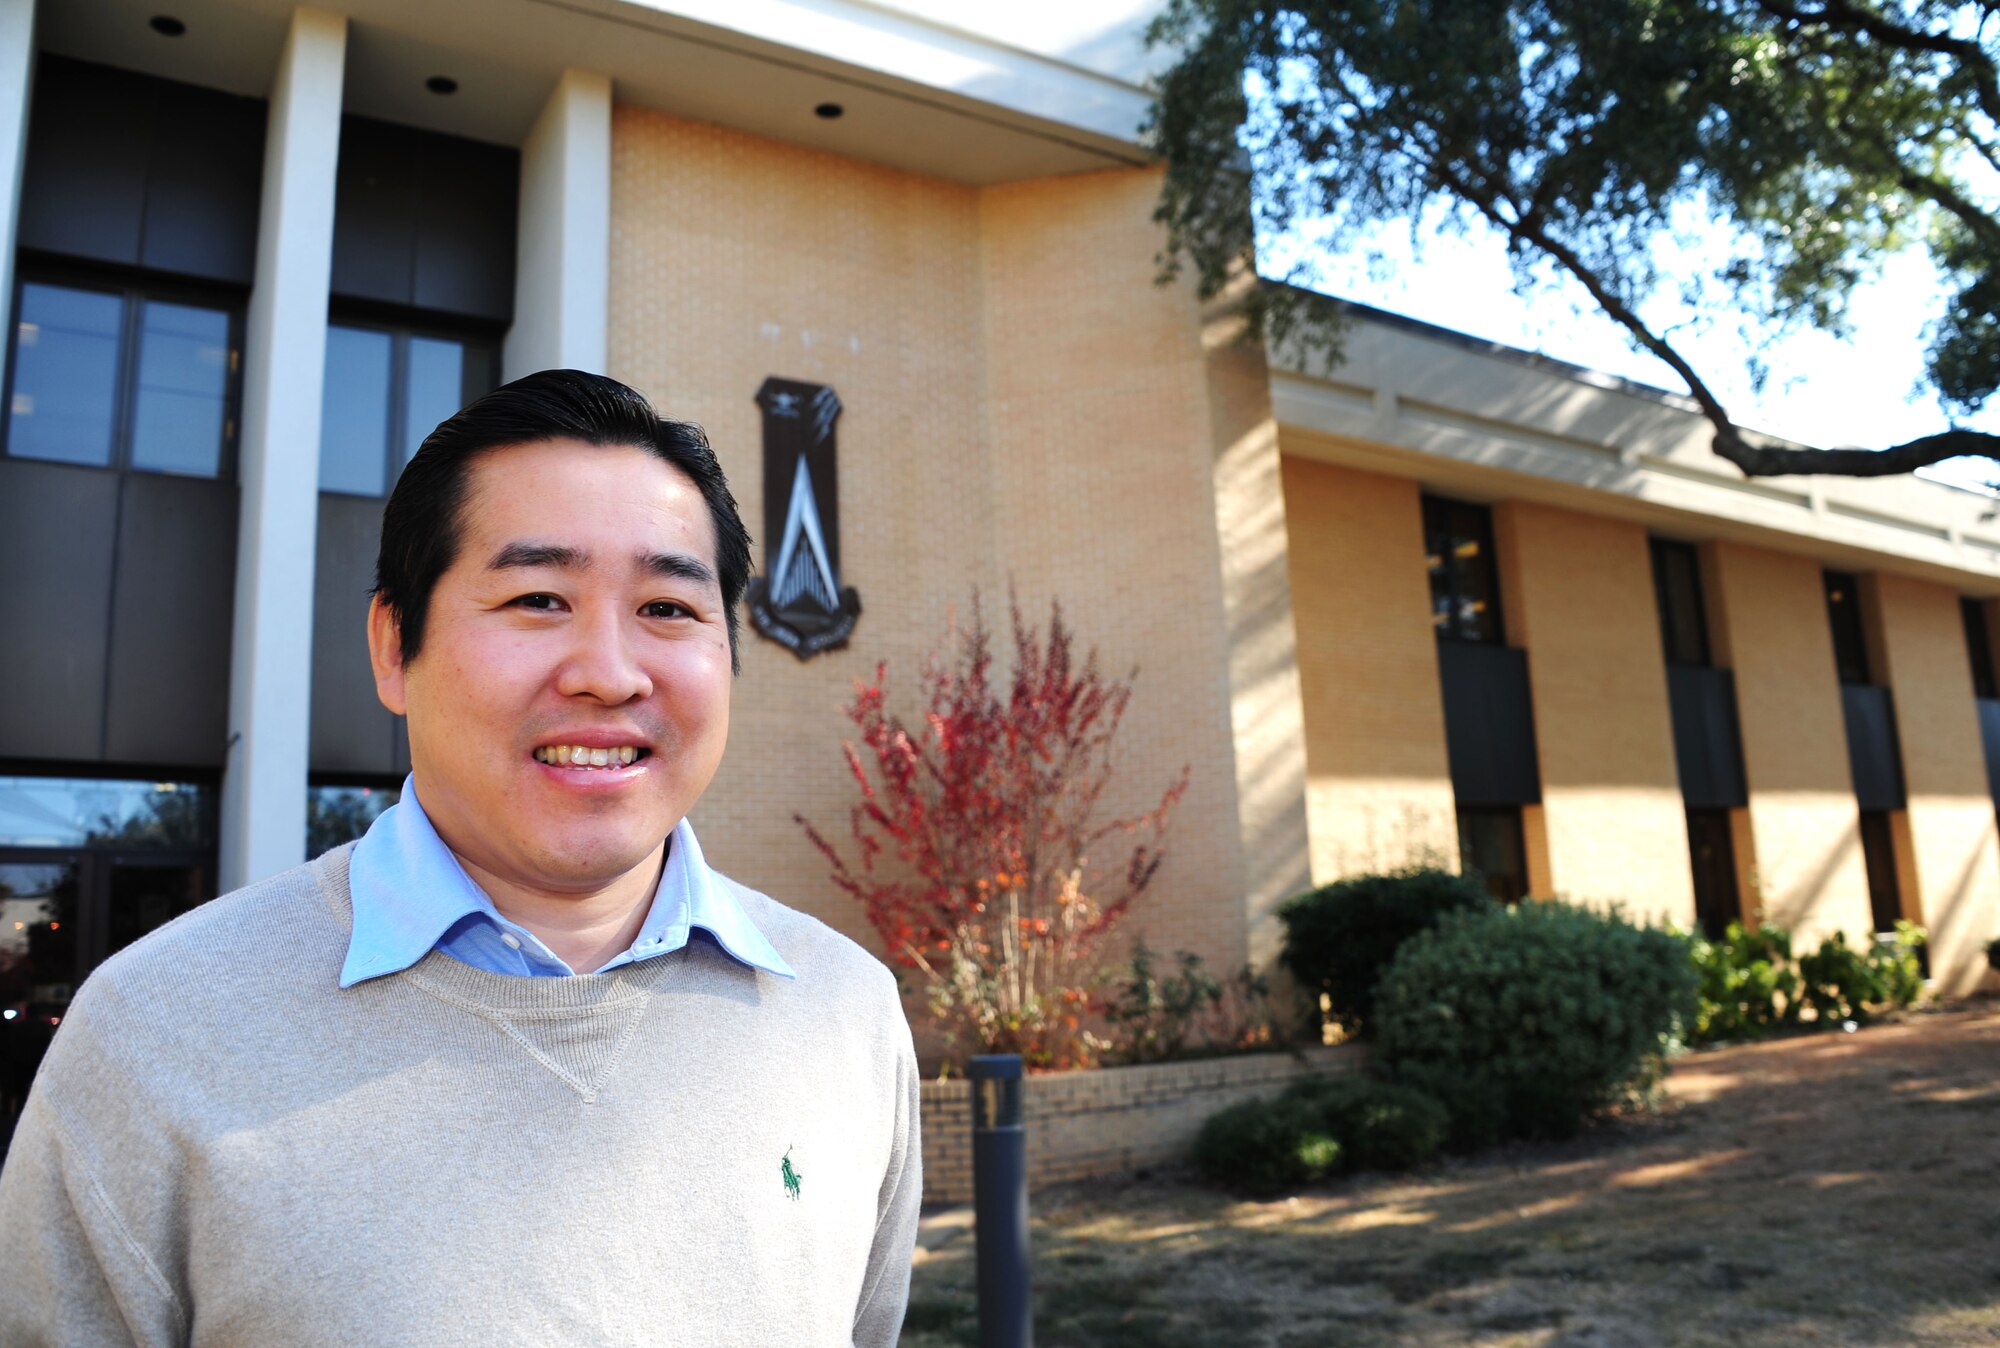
<box><xmin>1259</xmin><ymin>204</ymin><xmax>2000</xmax><ymax>491</ymax></box>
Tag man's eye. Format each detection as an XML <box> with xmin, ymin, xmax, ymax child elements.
<box><xmin>642</xmin><ymin>600</ymin><xmax>692</xmax><ymax>619</ymax></box>
<box><xmin>511</xmin><ymin>593</ymin><xmax>563</xmax><ymax>611</ymax></box>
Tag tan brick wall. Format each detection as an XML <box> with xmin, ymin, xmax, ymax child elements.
<box><xmin>1494</xmin><ymin>502</ymin><xmax>1692</xmax><ymax>923</ymax></box>
<box><xmin>1279</xmin><ymin>456</ymin><xmax>1457</xmax><ymax>881</ymax></box>
<box><xmin>918</xmin><ymin>1045</ymin><xmax>1363</xmax><ymax>1203</ymax></box>
<box><xmin>1871</xmin><ymin>572</ymin><xmax>2000</xmax><ymax>992</ymax></box>
<box><xmin>1707</xmin><ymin>541</ymin><xmax>1873</xmax><ymax>942</ymax></box>
<box><xmin>608</xmin><ymin>112</ymin><xmax>1277</xmax><ymax>1001</ymax></box>
<box><xmin>975</xmin><ymin>169</ymin><xmax>1263</xmax><ymax>976</ymax></box>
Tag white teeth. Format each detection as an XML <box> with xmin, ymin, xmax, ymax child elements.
<box><xmin>535</xmin><ymin>744</ymin><xmax>644</xmax><ymax>769</ymax></box>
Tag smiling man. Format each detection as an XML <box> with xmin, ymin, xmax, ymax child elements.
<box><xmin>0</xmin><ymin>371</ymin><xmax>922</xmax><ymax>1347</ymax></box>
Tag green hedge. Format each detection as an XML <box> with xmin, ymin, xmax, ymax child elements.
<box><xmin>1192</xmin><ymin>1096</ymin><xmax>1342</xmax><ymax>1196</ymax></box>
<box><xmin>1691</xmin><ymin>919</ymin><xmax>1926</xmax><ymax>1043</ymax></box>
<box><xmin>1277</xmin><ymin>868</ymin><xmax>1495</xmax><ymax>1037</ymax></box>
<box><xmin>1374</xmin><ymin>901</ymin><xmax>1697</xmax><ymax>1147</ymax></box>
<box><xmin>1283</xmin><ymin>1077</ymin><xmax>1449</xmax><ymax>1171</ymax></box>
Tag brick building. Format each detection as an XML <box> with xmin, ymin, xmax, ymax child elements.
<box><xmin>2</xmin><ymin>0</ymin><xmax>1997</xmax><ymax>1093</ymax></box>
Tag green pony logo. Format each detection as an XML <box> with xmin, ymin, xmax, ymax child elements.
<box><xmin>781</xmin><ymin>1146</ymin><xmax>804</xmax><ymax>1201</ymax></box>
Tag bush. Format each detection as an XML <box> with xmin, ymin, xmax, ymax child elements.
<box><xmin>1689</xmin><ymin>921</ymin><xmax>1802</xmax><ymax>1044</ymax></box>
<box><xmin>1103</xmin><ymin>944</ymin><xmax>1223</xmax><ymax>1063</ymax></box>
<box><xmin>1283</xmin><ymin>1077</ymin><xmax>1450</xmax><ymax>1171</ymax></box>
<box><xmin>1375</xmin><ymin>901</ymin><xmax>1698</xmax><ymax>1147</ymax></box>
<box><xmin>1277</xmin><ymin>868</ymin><xmax>1496</xmax><ymax>1037</ymax></box>
<box><xmin>1798</xmin><ymin>921</ymin><xmax>1926</xmax><ymax>1024</ymax></box>
<box><xmin>1192</xmin><ymin>1095</ymin><xmax>1342</xmax><ymax>1195</ymax></box>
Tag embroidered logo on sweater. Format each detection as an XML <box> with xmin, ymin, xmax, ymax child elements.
<box><xmin>781</xmin><ymin>1146</ymin><xmax>804</xmax><ymax>1201</ymax></box>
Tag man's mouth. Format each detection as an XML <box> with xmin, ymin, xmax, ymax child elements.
<box><xmin>533</xmin><ymin>744</ymin><xmax>648</xmax><ymax>769</ymax></box>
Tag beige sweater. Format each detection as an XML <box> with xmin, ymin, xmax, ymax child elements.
<box><xmin>0</xmin><ymin>845</ymin><xmax>920</xmax><ymax>1347</ymax></box>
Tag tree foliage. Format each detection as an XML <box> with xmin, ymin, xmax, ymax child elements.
<box><xmin>799</xmin><ymin>593</ymin><xmax>1189</xmax><ymax>1070</ymax></box>
<box><xmin>1146</xmin><ymin>0</ymin><xmax>2000</xmax><ymax>477</ymax></box>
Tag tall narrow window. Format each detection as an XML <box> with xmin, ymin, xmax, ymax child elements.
<box><xmin>1964</xmin><ymin>597</ymin><xmax>1998</xmax><ymax>700</ymax></box>
<box><xmin>1685</xmin><ymin>808</ymin><xmax>1740</xmax><ymax>939</ymax></box>
<box><xmin>1857</xmin><ymin>809</ymin><xmax>1903</xmax><ymax>934</ymax></box>
<box><xmin>1456</xmin><ymin>806</ymin><xmax>1527</xmax><ymax>904</ymax></box>
<box><xmin>1650</xmin><ymin>538</ymin><xmax>1710</xmax><ymax>667</ymax></box>
<box><xmin>1824</xmin><ymin>570</ymin><xmax>1871</xmax><ymax>685</ymax></box>
<box><xmin>1423</xmin><ymin>495</ymin><xmax>1505</xmax><ymax>644</ymax></box>
<box><xmin>316</xmin><ymin>321</ymin><xmax>498</xmax><ymax>496</ymax></box>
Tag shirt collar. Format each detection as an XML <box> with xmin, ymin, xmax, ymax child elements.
<box><xmin>340</xmin><ymin>776</ymin><xmax>795</xmax><ymax>987</ymax></box>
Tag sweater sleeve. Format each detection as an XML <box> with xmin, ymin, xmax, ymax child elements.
<box><xmin>850</xmin><ymin>1015</ymin><xmax>922</xmax><ymax>1348</ymax></box>
<box><xmin>0</xmin><ymin>1084</ymin><xmax>186</xmax><ymax>1348</ymax></box>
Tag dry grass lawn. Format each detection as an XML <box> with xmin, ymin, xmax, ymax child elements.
<box><xmin>901</xmin><ymin>1001</ymin><xmax>2000</xmax><ymax>1347</ymax></box>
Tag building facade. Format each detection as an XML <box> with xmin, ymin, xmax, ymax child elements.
<box><xmin>2</xmin><ymin>0</ymin><xmax>1997</xmax><ymax>1095</ymax></box>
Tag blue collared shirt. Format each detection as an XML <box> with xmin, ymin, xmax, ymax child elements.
<box><xmin>340</xmin><ymin>777</ymin><xmax>796</xmax><ymax>988</ymax></box>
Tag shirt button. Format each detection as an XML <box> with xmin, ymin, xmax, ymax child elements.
<box><xmin>500</xmin><ymin>933</ymin><xmax>522</xmax><ymax>950</ymax></box>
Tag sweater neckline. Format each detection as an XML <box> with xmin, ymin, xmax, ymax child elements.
<box><xmin>313</xmin><ymin>844</ymin><xmax>681</xmax><ymax>1014</ymax></box>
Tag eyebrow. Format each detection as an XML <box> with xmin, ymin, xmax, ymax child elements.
<box><xmin>487</xmin><ymin>540</ymin><xmax>718</xmax><ymax>591</ymax></box>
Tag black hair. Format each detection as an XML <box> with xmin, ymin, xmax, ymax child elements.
<box><xmin>374</xmin><ymin>369</ymin><xmax>753</xmax><ymax>673</ymax></box>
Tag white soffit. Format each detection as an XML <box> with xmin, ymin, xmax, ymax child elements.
<box><xmin>38</xmin><ymin>0</ymin><xmax>1156</xmax><ymax>183</ymax></box>
<box><xmin>1270</xmin><ymin>313</ymin><xmax>2000</xmax><ymax>592</ymax></box>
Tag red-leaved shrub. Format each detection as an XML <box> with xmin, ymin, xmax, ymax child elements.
<box><xmin>799</xmin><ymin>593</ymin><xmax>1188</xmax><ymax>1070</ymax></box>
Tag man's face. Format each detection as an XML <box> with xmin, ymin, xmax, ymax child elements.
<box><xmin>370</xmin><ymin>438</ymin><xmax>733</xmax><ymax>896</ymax></box>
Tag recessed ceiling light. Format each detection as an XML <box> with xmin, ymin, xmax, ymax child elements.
<box><xmin>814</xmin><ymin>102</ymin><xmax>844</xmax><ymax>120</ymax></box>
<box><xmin>150</xmin><ymin>15</ymin><xmax>186</xmax><ymax>36</ymax></box>
<box><xmin>426</xmin><ymin>76</ymin><xmax>459</xmax><ymax>95</ymax></box>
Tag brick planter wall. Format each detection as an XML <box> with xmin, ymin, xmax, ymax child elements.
<box><xmin>919</xmin><ymin>1044</ymin><xmax>1365</xmax><ymax>1204</ymax></box>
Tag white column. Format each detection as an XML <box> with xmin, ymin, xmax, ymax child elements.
<box><xmin>504</xmin><ymin>68</ymin><xmax>611</xmax><ymax>379</ymax></box>
<box><xmin>0</xmin><ymin>0</ymin><xmax>36</xmax><ymax>338</ymax></box>
<box><xmin>219</xmin><ymin>8</ymin><xmax>346</xmax><ymax>892</ymax></box>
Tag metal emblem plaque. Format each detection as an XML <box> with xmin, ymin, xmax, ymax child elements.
<box><xmin>746</xmin><ymin>377</ymin><xmax>861</xmax><ymax>658</ymax></box>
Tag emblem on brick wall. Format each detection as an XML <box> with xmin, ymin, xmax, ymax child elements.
<box><xmin>747</xmin><ymin>377</ymin><xmax>862</xmax><ymax>659</ymax></box>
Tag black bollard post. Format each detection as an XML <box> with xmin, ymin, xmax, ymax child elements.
<box><xmin>969</xmin><ymin>1053</ymin><xmax>1031</xmax><ymax>1348</ymax></box>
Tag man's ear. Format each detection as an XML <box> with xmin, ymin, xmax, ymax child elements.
<box><xmin>367</xmin><ymin>596</ymin><xmax>410</xmax><ymax>716</ymax></box>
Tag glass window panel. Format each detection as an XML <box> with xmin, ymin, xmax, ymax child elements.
<box><xmin>308</xmin><ymin>783</ymin><xmax>401</xmax><ymax>858</ymax></box>
<box><xmin>129</xmin><ymin>301</ymin><xmax>231</xmax><ymax>476</ymax></box>
<box><xmin>6</xmin><ymin>283</ymin><xmax>123</xmax><ymax>467</ymax></box>
<box><xmin>1456</xmin><ymin>806</ymin><xmax>1526</xmax><ymax>904</ymax></box>
<box><xmin>319</xmin><ymin>325</ymin><xmax>393</xmax><ymax>495</ymax></box>
<box><xmin>1964</xmin><ymin>597</ymin><xmax>1997</xmax><ymax>700</ymax></box>
<box><xmin>0</xmin><ymin>777</ymin><xmax>213</xmax><ymax>849</ymax></box>
<box><xmin>1651</xmin><ymin>539</ymin><xmax>1710</xmax><ymax>667</ymax></box>
<box><xmin>0</xmin><ymin>862</ymin><xmax>80</xmax><ymax>1074</ymax></box>
<box><xmin>403</xmin><ymin>336</ymin><xmax>466</xmax><ymax>466</ymax></box>
<box><xmin>1423</xmin><ymin>495</ymin><xmax>1504</xmax><ymax>643</ymax></box>
<box><xmin>1824</xmin><ymin>570</ymin><xmax>1871</xmax><ymax>685</ymax></box>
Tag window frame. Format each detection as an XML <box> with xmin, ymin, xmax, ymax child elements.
<box><xmin>1823</xmin><ymin>569</ymin><xmax>1873</xmax><ymax>686</ymax></box>
<box><xmin>2</xmin><ymin>256</ymin><xmax>245</xmax><ymax>479</ymax></box>
<box><xmin>317</xmin><ymin>307</ymin><xmax>502</xmax><ymax>499</ymax></box>
<box><xmin>1649</xmin><ymin>537</ymin><xmax>1712</xmax><ymax>668</ymax></box>
<box><xmin>1422</xmin><ymin>493</ymin><xmax>1507</xmax><ymax>646</ymax></box>
<box><xmin>1963</xmin><ymin>597</ymin><xmax>1998</xmax><ymax>700</ymax></box>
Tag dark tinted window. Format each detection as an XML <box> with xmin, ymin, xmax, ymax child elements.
<box><xmin>0</xmin><ymin>776</ymin><xmax>213</xmax><ymax>849</ymax></box>
<box><xmin>1858</xmin><ymin>809</ymin><xmax>1902</xmax><ymax>934</ymax></box>
<box><xmin>307</xmin><ymin>782</ymin><xmax>400</xmax><ymax>857</ymax></box>
<box><xmin>1423</xmin><ymin>495</ymin><xmax>1505</xmax><ymax>644</ymax></box>
<box><xmin>4</xmin><ymin>278</ymin><xmax>237</xmax><ymax>477</ymax></box>
<box><xmin>317</xmin><ymin>322</ymin><xmax>497</xmax><ymax>496</ymax></box>
<box><xmin>1964</xmin><ymin>597</ymin><xmax>1997</xmax><ymax>700</ymax></box>
<box><xmin>1457</xmin><ymin>806</ymin><xmax>1526</xmax><ymax>904</ymax></box>
<box><xmin>1686</xmin><ymin>808</ymin><xmax>1740</xmax><ymax>940</ymax></box>
<box><xmin>7</xmin><ymin>282</ymin><xmax>122</xmax><ymax>466</ymax></box>
<box><xmin>129</xmin><ymin>300</ymin><xmax>232</xmax><ymax>476</ymax></box>
<box><xmin>1651</xmin><ymin>538</ymin><xmax>1710</xmax><ymax>667</ymax></box>
<box><xmin>1824</xmin><ymin>570</ymin><xmax>1871</xmax><ymax>685</ymax></box>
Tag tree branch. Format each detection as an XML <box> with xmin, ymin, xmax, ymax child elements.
<box><xmin>1756</xmin><ymin>0</ymin><xmax>2000</xmax><ymax>128</ymax></box>
<box><xmin>1443</xmin><ymin>165</ymin><xmax>2000</xmax><ymax>478</ymax></box>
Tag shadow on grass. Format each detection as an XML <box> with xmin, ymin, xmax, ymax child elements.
<box><xmin>902</xmin><ymin>1006</ymin><xmax>2000</xmax><ymax>1348</ymax></box>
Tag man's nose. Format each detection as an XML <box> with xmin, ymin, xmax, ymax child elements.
<box><xmin>555</xmin><ymin>607</ymin><xmax>653</xmax><ymax>704</ymax></box>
